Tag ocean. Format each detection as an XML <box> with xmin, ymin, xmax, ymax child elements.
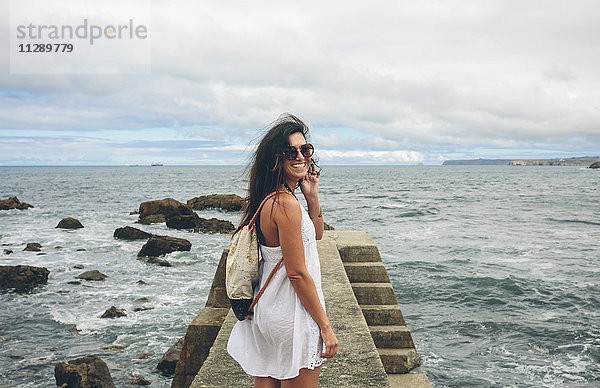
<box><xmin>1</xmin><ymin>165</ymin><xmax>598</xmax><ymax>387</ymax></box>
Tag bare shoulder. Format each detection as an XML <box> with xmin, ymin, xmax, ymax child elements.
<box><xmin>271</xmin><ymin>192</ymin><xmax>301</xmax><ymax>222</ymax></box>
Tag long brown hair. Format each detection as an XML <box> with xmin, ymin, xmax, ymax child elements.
<box><xmin>235</xmin><ymin>114</ymin><xmax>312</xmax><ymax>233</ymax></box>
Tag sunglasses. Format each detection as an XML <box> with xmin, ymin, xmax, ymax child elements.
<box><xmin>282</xmin><ymin>143</ymin><xmax>314</xmax><ymax>160</ymax></box>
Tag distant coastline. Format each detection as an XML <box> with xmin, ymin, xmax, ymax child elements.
<box><xmin>443</xmin><ymin>156</ymin><xmax>600</xmax><ymax>166</ymax></box>
<box><xmin>442</xmin><ymin>158</ymin><xmax>511</xmax><ymax>166</ymax></box>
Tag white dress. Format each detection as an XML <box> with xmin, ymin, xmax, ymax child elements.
<box><xmin>227</xmin><ymin>203</ymin><xmax>325</xmax><ymax>380</ymax></box>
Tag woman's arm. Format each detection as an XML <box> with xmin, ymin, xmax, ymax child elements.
<box><xmin>274</xmin><ymin>195</ymin><xmax>337</xmax><ymax>358</ymax></box>
<box><xmin>300</xmin><ymin>167</ymin><xmax>324</xmax><ymax>240</ymax></box>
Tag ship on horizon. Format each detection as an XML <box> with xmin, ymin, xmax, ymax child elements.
<box><xmin>151</xmin><ymin>162</ymin><xmax>163</xmax><ymax>166</ymax></box>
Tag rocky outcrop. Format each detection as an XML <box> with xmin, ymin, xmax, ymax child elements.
<box><xmin>324</xmin><ymin>222</ymin><xmax>335</xmax><ymax>230</ymax></box>
<box><xmin>589</xmin><ymin>161</ymin><xmax>600</xmax><ymax>169</ymax></box>
<box><xmin>187</xmin><ymin>194</ymin><xmax>244</xmax><ymax>211</ymax></box>
<box><xmin>0</xmin><ymin>196</ymin><xmax>33</xmax><ymax>210</ymax></box>
<box><xmin>138</xmin><ymin>256</ymin><xmax>172</xmax><ymax>267</ymax></box>
<box><xmin>137</xmin><ymin>235</ymin><xmax>191</xmax><ymax>258</ymax></box>
<box><xmin>3</xmin><ymin>249</ymin><xmax>13</xmax><ymax>255</ymax></box>
<box><xmin>166</xmin><ymin>213</ymin><xmax>235</xmax><ymax>234</ymax></box>
<box><xmin>131</xmin><ymin>376</ymin><xmax>151</xmax><ymax>385</ymax></box>
<box><xmin>55</xmin><ymin>356</ymin><xmax>115</xmax><ymax>388</ymax></box>
<box><xmin>133</xmin><ymin>306</ymin><xmax>155</xmax><ymax>312</ymax></box>
<box><xmin>56</xmin><ymin>217</ymin><xmax>84</xmax><ymax>229</ymax></box>
<box><xmin>166</xmin><ymin>214</ymin><xmax>201</xmax><ymax>230</ymax></box>
<box><xmin>137</xmin><ymin>214</ymin><xmax>165</xmax><ymax>224</ymax></box>
<box><xmin>148</xmin><ymin>257</ymin><xmax>172</xmax><ymax>267</ymax></box>
<box><xmin>0</xmin><ymin>265</ymin><xmax>49</xmax><ymax>291</ymax></box>
<box><xmin>23</xmin><ymin>242</ymin><xmax>42</xmax><ymax>252</ymax></box>
<box><xmin>193</xmin><ymin>218</ymin><xmax>235</xmax><ymax>234</ymax></box>
<box><xmin>138</xmin><ymin>198</ymin><xmax>195</xmax><ymax>224</ymax></box>
<box><xmin>113</xmin><ymin>226</ymin><xmax>152</xmax><ymax>240</ymax></box>
<box><xmin>157</xmin><ymin>337</ymin><xmax>184</xmax><ymax>376</ymax></box>
<box><xmin>100</xmin><ymin>306</ymin><xmax>126</xmax><ymax>319</ymax></box>
<box><xmin>76</xmin><ymin>270</ymin><xmax>108</xmax><ymax>281</ymax></box>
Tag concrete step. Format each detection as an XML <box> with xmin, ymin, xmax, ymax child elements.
<box><xmin>344</xmin><ymin>262</ymin><xmax>390</xmax><ymax>283</ymax></box>
<box><xmin>377</xmin><ymin>348</ymin><xmax>421</xmax><ymax>374</ymax></box>
<box><xmin>361</xmin><ymin>304</ymin><xmax>405</xmax><ymax>326</ymax></box>
<box><xmin>388</xmin><ymin>371</ymin><xmax>432</xmax><ymax>388</ymax></box>
<box><xmin>333</xmin><ymin>231</ymin><xmax>382</xmax><ymax>263</ymax></box>
<box><xmin>369</xmin><ymin>325</ymin><xmax>415</xmax><ymax>349</ymax></box>
<box><xmin>351</xmin><ymin>283</ymin><xmax>398</xmax><ymax>305</ymax></box>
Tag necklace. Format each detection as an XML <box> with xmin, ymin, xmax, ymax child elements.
<box><xmin>283</xmin><ymin>182</ymin><xmax>297</xmax><ymax>199</ymax></box>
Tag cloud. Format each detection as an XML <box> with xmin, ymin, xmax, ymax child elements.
<box><xmin>0</xmin><ymin>135</ymin><xmax>249</xmax><ymax>165</ymax></box>
<box><xmin>319</xmin><ymin>149</ymin><xmax>423</xmax><ymax>164</ymax></box>
<box><xmin>1</xmin><ymin>0</ymin><xmax>600</xmax><ymax>164</ymax></box>
<box><xmin>543</xmin><ymin>66</ymin><xmax>578</xmax><ymax>82</ymax></box>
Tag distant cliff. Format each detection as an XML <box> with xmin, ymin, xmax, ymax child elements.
<box><xmin>442</xmin><ymin>159</ymin><xmax>511</xmax><ymax>166</ymax></box>
<box><xmin>443</xmin><ymin>156</ymin><xmax>600</xmax><ymax>166</ymax></box>
<box><xmin>508</xmin><ymin>156</ymin><xmax>599</xmax><ymax>166</ymax></box>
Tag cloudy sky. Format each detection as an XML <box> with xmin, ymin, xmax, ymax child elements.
<box><xmin>1</xmin><ymin>0</ymin><xmax>599</xmax><ymax>166</ymax></box>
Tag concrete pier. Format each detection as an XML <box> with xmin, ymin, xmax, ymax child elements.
<box><xmin>172</xmin><ymin>231</ymin><xmax>430</xmax><ymax>388</ymax></box>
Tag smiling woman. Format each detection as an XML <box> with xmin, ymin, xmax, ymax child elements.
<box><xmin>227</xmin><ymin>114</ymin><xmax>335</xmax><ymax>388</ymax></box>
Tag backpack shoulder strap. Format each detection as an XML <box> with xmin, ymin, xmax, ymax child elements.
<box><xmin>247</xmin><ymin>190</ymin><xmax>295</xmax><ymax>230</ymax></box>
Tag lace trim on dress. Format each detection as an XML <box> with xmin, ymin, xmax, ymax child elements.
<box><xmin>300</xmin><ymin>206</ymin><xmax>316</xmax><ymax>246</ymax></box>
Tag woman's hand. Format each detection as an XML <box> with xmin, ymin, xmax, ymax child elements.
<box><xmin>300</xmin><ymin>163</ymin><xmax>320</xmax><ymax>200</ymax></box>
<box><xmin>301</xmin><ymin>162</ymin><xmax>324</xmax><ymax>239</ymax></box>
<box><xmin>320</xmin><ymin>325</ymin><xmax>338</xmax><ymax>359</ymax></box>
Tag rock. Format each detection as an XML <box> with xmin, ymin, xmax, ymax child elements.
<box><xmin>138</xmin><ymin>198</ymin><xmax>195</xmax><ymax>225</ymax></box>
<box><xmin>76</xmin><ymin>248</ymin><xmax>86</xmax><ymax>252</ymax></box>
<box><xmin>69</xmin><ymin>326</ymin><xmax>81</xmax><ymax>334</ymax></box>
<box><xmin>133</xmin><ymin>306</ymin><xmax>154</xmax><ymax>312</ymax></box>
<box><xmin>324</xmin><ymin>222</ymin><xmax>335</xmax><ymax>230</ymax></box>
<box><xmin>193</xmin><ymin>218</ymin><xmax>235</xmax><ymax>234</ymax></box>
<box><xmin>56</xmin><ymin>217</ymin><xmax>84</xmax><ymax>229</ymax></box>
<box><xmin>135</xmin><ymin>353</ymin><xmax>149</xmax><ymax>359</ymax></box>
<box><xmin>134</xmin><ymin>297</ymin><xmax>149</xmax><ymax>303</ymax></box>
<box><xmin>589</xmin><ymin>161</ymin><xmax>600</xmax><ymax>169</ymax></box>
<box><xmin>113</xmin><ymin>226</ymin><xmax>153</xmax><ymax>240</ymax></box>
<box><xmin>165</xmin><ymin>214</ymin><xmax>201</xmax><ymax>230</ymax></box>
<box><xmin>157</xmin><ymin>337</ymin><xmax>184</xmax><ymax>376</ymax></box>
<box><xmin>23</xmin><ymin>242</ymin><xmax>42</xmax><ymax>252</ymax></box>
<box><xmin>76</xmin><ymin>270</ymin><xmax>107</xmax><ymax>281</ymax></box>
<box><xmin>36</xmin><ymin>252</ymin><xmax>46</xmax><ymax>256</ymax></box>
<box><xmin>137</xmin><ymin>235</ymin><xmax>191</xmax><ymax>258</ymax></box>
<box><xmin>0</xmin><ymin>265</ymin><xmax>49</xmax><ymax>291</ymax></box>
<box><xmin>73</xmin><ymin>265</ymin><xmax>84</xmax><ymax>269</ymax></box>
<box><xmin>129</xmin><ymin>211</ymin><xmax>140</xmax><ymax>215</ymax></box>
<box><xmin>137</xmin><ymin>214</ymin><xmax>165</xmax><ymax>225</ymax></box>
<box><xmin>55</xmin><ymin>246</ymin><xmax>63</xmax><ymax>249</ymax></box>
<box><xmin>100</xmin><ymin>306</ymin><xmax>126</xmax><ymax>319</ymax></box>
<box><xmin>0</xmin><ymin>196</ymin><xmax>33</xmax><ymax>210</ymax></box>
<box><xmin>54</xmin><ymin>356</ymin><xmax>115</xmax><ymax>388</ymax></box>
<box><xmin>138</xmin><ymin>257</ymin><xmax>172</xmax><ymax>267</ymax></box>
<box><xmin>132</xmin><ymin>376</ymin><xmax>151</xmax><ymax>385</ymax></box>
<box><xmin>187</xmin><ymin>194</ymin><xmax>244</xmax><ymax>211</ymax></box>
<box><xmin>67</xmin><ymin>281</ymin><xmax>81</xmax><ymax>285</ymax></box>
<box><xmin>4</xmin><ymin>249</ymin><xmax>13</xmax><ymax>255</ymax></box>
<box><xmin>137</xmin><ymin>280</ymin><xmax>147</xmax><ymax>285</ymax></box>
<box><xmin>100</xmin><ymin>344</ymin><xmax>126</xmax><ymax>351</ymax></box>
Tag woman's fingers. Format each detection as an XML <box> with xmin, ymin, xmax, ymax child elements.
<box><xmin>320</xmin><ymin>329</ymin><xmax>338</xmax><ymax>358</ymax></box>
<box><xmin>320</xmin><ymin>341</ymin><xmax>338</xmax><ymax>358</ymax></box>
